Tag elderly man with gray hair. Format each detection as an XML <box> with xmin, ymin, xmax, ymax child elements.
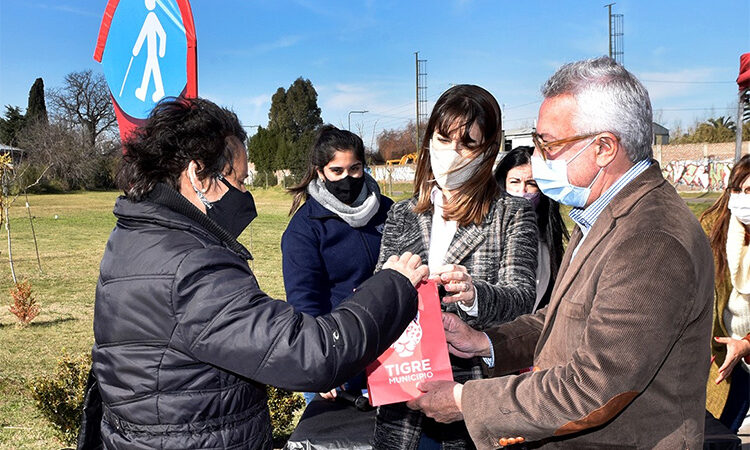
<box><xmin>407</xmin><ymin>56</ymin><xmax>714</xmax><ymax>449</ymax></box>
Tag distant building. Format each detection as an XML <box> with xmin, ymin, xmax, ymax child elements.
<box><xmin>504</xmin><ymin>127</ymin><xmax>535</xmax><ymax>151</ymax></box>
<box><xmin>653</xmin><ymin>123</ymin><xmax>669</xmax><ymax>145</ymax></box>
<box><xmin>0</xmin><ymin>143</ymin><xmax>27</xmax><ymax>164</ymax></box>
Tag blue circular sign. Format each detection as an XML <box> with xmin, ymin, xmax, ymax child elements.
<box><xmin>101</xmin><ymin>0</ymin><xmax>188</xmax><ymax>119</ymax></box>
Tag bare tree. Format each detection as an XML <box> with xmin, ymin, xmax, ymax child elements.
<box><xmin>48</xmin><ymin>70</ymin><xmax>117</xmax><ymax>148</ymax></box>
<box><xmin>18</xmin><ymin>121</ymin><xmax>98</xmax><ymax>190</ymax></box>
<box><xmin>0</xmin><ymin>150</ymin><xmax>50</xmax><ymax>282</ymax></box>
<box><xmin>376</xmin><ymin>121</ymin><xmax>421</xmax><ymax>162</ymax></box>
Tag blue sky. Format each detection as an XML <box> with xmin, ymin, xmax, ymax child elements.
<box><xmin>1</xmin><ymin>0</ymin><xmax>749</xmax><ymax>149</ymax></box>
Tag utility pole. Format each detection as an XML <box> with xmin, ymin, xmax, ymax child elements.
<box><xmin>736</xmin><ymin>89</ymin><xmax>748</xmax><ymax>163</ymax></box>
<box><xmin>605</xmin><ymin>3</ymin><xmax>624</xmax><ymax>64</ymax></box>
<box><xmin>348</xmin><ymin>110</ymin><xmax>368</xmax><ymax>132</ymax></box>
<box><xmin>415</xmin><ymin>52</ymin><xmax>427</xmax><ymax>153</ymax></box>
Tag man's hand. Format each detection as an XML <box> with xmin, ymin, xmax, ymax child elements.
<box><xmin>443</xmin><ymin>312</ymin><xmax>491</xmax><ymax>358</ymax></box>
<box><xmin>382</xmin><ymin>252</ymin><xmax>429</xmax><ymax>287</ymax></box>
<box><xmin>405</xmin><ymin>380</ymin><xmax>464</xmax><ymax>423</ymax></box>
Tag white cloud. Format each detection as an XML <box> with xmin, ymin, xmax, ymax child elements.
<box><xmin>636</xmin><ymin>67</ymin><xmax>724</xmax><ymax>100</ymax></box>
<box><xmin>36</xmin><ymin>3</ymin><xmax>100</xmax><ymax>17</ymax></box>
<box><xmin>320</xmin><ymin>83</ymin><xmax>380</xmax><ymax>110</ymax></box>
<box><xmin>652</xmin><ymin>46</ymin><xmax>668</xmax><ymax>58</ymax></box>
<box><xmin>220</xmin><ymin>35</ymin><xmax>303</xmax><ymax>57</ymax></box>
<box><xmin>245</xmin><ymin>94</ymin><xmax>271</xmax><ymax>108</ymax></box>
<box><xmin>252</xmin><ymin>35</ymin><xmax>303</xmax><ymax>54</ymax></box>
<box><xmin>201</xmin><ymin>91</ymin><xmax>271</xmax><ymax>129</ymax></box>
<box><xmin>316</xmin><ymin>82</ymin><xmax>417</xmax><ymax>148</ymax></box>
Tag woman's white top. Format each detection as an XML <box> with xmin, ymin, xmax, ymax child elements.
<box><xmin>428</xmin><ymin>186</ymin><xmax>479</xmax><ymax>317</ymax></box>
<box><xmin>724</xmin><ymin>214</ymin><xmax>750</xmax><ymax>372</ymax></box>
<box><xmin>428</xmin><ymin>187</ymin><xmax>458</xmax><ymax>273</ymax></box>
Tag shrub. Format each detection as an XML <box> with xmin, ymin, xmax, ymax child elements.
<box><xmin>28</xmin><ymin>354</ymin><xmax>305</xmax><ymax>445</ymax></box>
<box><xmin>266</xmin><ymin>386</ymin><xmax>305</xmax><ymax>440</ymax></box>
<box><xmin>29</xmin><ymin>353</ymin><xmax>90</xmax><ymax>445</ymax></box>
<box><xmin>8</xmin><ymin>279</ymin><xmax>40</xmax><ymax>327</ymax></box>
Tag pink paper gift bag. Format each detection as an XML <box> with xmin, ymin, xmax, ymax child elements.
<box><xmin>366</xmin><ymin>280</ymin><xmax>453</xmax><ymax>406</ymax></box>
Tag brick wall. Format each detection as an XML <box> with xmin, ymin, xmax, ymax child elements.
<box><xmin>655</xmin><ymin>142</ymin><xmax>749</xmax><ymax>164</ymax></box>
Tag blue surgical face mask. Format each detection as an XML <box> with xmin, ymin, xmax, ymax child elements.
<box><xmin>530</xmin><ymin>137</ymin><xmax>602</xmax><ymax>208</ymax></box>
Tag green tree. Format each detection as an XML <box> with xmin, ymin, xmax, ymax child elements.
<box><xmin>672</xmin><ymin>116</ymin><xmax>738</xmax><ymax>144</ymax></box>
<box><xmin>266</xmin><ymin>78</ymin><xmax>322</xmax><ymax>180</ymax></box>
<box><xmin>0</xmin><ymin>105</ymin><xmax>26</xmax><ymax>147</ymax></box>
<box><xmin>247</xmin><ymin>126</ymin><xmax>279</xmax><ymax>173</ymax></box>
<box><xmin>692</xmin><ymin>116</ymin><xmax>735</xmax><ymax>143</ymax></box>
<box><xmin>268</xmin><ymin>78</ymin><xmax>322</xmax><ymax>141</ymax></box>
<box><xmin>26</xmin><ymin>78</ymin><xmax>48</xmax><ymax>126</ymax></box>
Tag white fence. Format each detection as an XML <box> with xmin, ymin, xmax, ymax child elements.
<box><xmin>371</xmin><ymin>164</ymin><xmax>416</xmax><ymax>183</ymax></box>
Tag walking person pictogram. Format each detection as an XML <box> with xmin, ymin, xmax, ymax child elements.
<box><xmin>133</xmin><ymin>0</ymin><xmax>166</xmax><ymax>102</ymax></box>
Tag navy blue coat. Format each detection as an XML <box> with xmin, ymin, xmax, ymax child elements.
<box><xmin>282</xmin><ymin>195</ymin><xmax>394</xmax><ymax>316</ymax></box>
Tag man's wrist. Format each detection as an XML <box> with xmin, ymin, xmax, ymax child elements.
<box><xmin>742</xmin><ymin>334</ymin><xmax>750</xmax><ymax>364</ymax></box>
<box><xmin>478</xmin><ymin>331</ymin><xmax>492</xmax><ymax>357</ymax></box>
<box><xmin>453</xmin><ymin>383</ymin><xmax>463</xmax><ymax>412</ymax></box>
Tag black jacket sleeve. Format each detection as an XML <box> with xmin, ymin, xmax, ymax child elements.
<box><xmin>171</xmin><ymin>247</ymin><xmax>417</xmax><ymax>392</ymax></box>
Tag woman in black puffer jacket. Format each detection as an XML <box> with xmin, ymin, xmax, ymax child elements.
<box><xmin>90</xmin><ymin>97</ymin><xmax>427</xmax><ymax>449</ymax></box>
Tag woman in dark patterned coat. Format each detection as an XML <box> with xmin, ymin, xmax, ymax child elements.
<box><xmin>372</xmin><ymin>85</ymin><xmax>538</xmax><ymax>450</ymax></box>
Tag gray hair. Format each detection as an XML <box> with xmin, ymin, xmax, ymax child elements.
<box><xmin>541</xmin><ymin>56</ymin><xmax>653</xmax><ymax>162</ymax></box>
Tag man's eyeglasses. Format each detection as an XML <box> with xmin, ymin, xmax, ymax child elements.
<box><xmin>531</xmin><ymin>132</ymin><xmax>599</xmax><ymax>160</ymax></box>
<box><xmin>728</xmin><ymin>186</ymin><xmax>750</xmax><ymax>195</ymax></box>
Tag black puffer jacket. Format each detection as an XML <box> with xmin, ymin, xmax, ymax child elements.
<box><xmin>92</xmin><ymin>183</ymin><xmax>417</xmax><ymax>449</ymax></box>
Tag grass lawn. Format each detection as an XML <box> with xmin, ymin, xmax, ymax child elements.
<box><xmin>0</xmin><ymin>184</ymin><xmax>717</xmax><ymax>448</ymax></box>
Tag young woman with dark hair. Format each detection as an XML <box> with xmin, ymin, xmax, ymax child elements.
<box><xmin>89</xmin><ymin>98</ymin><xmax>428</xmax><ymax>449</ymax></box>
<box><xmin>372</xmin><ymin>85</ymin><xmax>538</xmax><ymax>449</ymax></box>
<box><xmin>282</xmin><ymin>125</ymin><xmax>393</xmax><ymax>403</ymax></box>
<box><xmin>494</xmin><ymin>146</ymin><xmax>570</xmax><ymax>310</ymax></box>
<box><xmin>703</xmin><ymin>154</ymin><xmax>750</xmax><ymax>433</ymax></box>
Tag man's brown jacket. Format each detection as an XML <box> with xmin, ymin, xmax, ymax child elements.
<box><xmin>462</xmin><ymin>163</ymin><xmax>714</xmax><ymax>449</ymax></box>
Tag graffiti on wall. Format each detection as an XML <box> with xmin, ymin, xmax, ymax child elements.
<box><xmin>372</xmin><ymin>164</ymin><xmax>416</xmax><ymax>183</ymax></box>
<box><xmin>662</xmin><ymin>159</ymin><xmax>733</xmax><ymax>191</ymax></box>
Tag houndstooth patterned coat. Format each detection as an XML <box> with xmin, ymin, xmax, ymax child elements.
<box><xmin>372</xmin><ymin>193</ymin><xmax>538</xmax><ymax>450</ymax></box>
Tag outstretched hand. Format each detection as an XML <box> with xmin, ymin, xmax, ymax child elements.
<box><xmin>382</xmin><ymin>252</ymin><xmax>429</xmax><ymax>287</ymax></box>
<box><xmin>714</xmin><ymin>336</ymin><xmax>750</xmax><ymax>384</ymax></box>
<box><xmin>442</xmin><ymin>312</ymin><xmax>491</xmax><ymax>359</ymax></box>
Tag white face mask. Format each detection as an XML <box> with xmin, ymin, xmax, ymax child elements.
<box><xmin>429</xmin><ymin>141</ymin><xmax>483</xmax><ymax>190</ymax></box>
<box><xmin>728</xmin><ymin>193</ymin><xmax>750</xmax><ymax>225</ymax></box>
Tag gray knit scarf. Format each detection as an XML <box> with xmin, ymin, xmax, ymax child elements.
<box><xmin>307</xmin><ymin>173</ymin><xmax>381</xmax><ymax>228</ymax></box>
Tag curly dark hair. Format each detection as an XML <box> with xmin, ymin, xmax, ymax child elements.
<box><xmin>117</xmin><ymin>97</ymin><xmax>247</xmax><ymax>201</ymax></box>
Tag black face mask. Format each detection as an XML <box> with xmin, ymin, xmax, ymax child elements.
<box><xmin>208</xmin><ymin>177</ymin><xmax>257</xmax><ymax>238</ymax></box>
<box><xmin>324</xmin><ymin>174</ymin><xmax>365</xmax><ymax>205</ymax></box>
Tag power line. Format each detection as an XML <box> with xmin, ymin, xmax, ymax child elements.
<box><xmin>655</xmin><ymin>106</ymin><xmax>735</xmax><ymax>111</ymax></box>
<box><xmin>642</xmin><ymin>79</ymin><xmax>735</xmax><ymax>85</ymax></box>
<box><xmin>504</xmin><ymin>116</ymin><xmax>537</xmax><ymax>123</ymax></box>
<box><xmin>504</xmin><ymin>99</ymin><xmax>542</xmax><ymax>109</ymax></box>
